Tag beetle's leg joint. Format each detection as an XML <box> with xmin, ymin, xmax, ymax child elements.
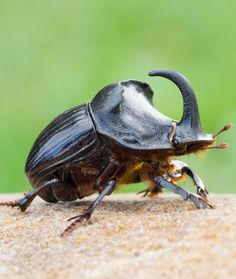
<box><xmin>95</xmin><ymin>157</ymin><xmax>123</xmax><ymax>192</ymax></box>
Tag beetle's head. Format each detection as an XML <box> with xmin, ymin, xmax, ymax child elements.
<box><xmin>149</xmin><ymin>69</ymin><xmax>231</xmax><ymax>155</ymax></box>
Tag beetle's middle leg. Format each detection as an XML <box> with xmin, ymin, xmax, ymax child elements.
<box><xmin>61</xmin><ymin>180</ymin><xmax>116</xmax><ymax>236</ymax></box>
<box><xmin>0</xmin><ymin>178</ymin><xmax>59</xmax><ymax>212</ymax></box>
<box><xmin>137</xmin><ymin>182</ymin><xmax>163</xmax><ymax>197</ymax></box>
<box><xmin>61</xmin><ymin>158</ymin><xmax>124</xmax><ymax>236</ymax></box>
<box><xmin>136</xmin><ymin>163</ymin><xmax>163</xmax><ymax>197</ymax></box>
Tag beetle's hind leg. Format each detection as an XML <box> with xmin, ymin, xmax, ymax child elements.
<box><xmin>168</xmin><ymin>160</ymin><xmax>209</xmax><ymax>199</ymax></box>
<box><xmin>0</xmin><ymin>179</ymin><xmax>59</xmax><ymax>212</ymax></box>
<box><xmin>154</xmin><ymin>175</ymin><xmax>212</xmax><ymax>209</ymax></box>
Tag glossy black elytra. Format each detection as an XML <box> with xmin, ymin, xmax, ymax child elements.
<box><xmin>0</xmin><ymin>69</ymin><xmax>231</xmax><ymax>236</ymax></box>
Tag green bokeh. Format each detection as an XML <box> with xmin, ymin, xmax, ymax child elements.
<box><xmin>0</xmin><ymin>0</ymin><xmax>235</xmax><ymax>193</ymax></box>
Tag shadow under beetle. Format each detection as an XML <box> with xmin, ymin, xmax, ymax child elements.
<box><xmin>0</xmin><ymin>69</ymin><xmax>231</xmax><ymax>236</ymax></box>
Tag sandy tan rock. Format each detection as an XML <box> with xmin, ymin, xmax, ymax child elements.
<box><xmin>0</xmin><ymin>193</ymin><xmax>236</xmax><ymax>279</ymax></box>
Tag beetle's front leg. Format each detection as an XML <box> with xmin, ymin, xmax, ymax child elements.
<box><xmin>154</xmin><ymin>175</ymin><xmax>212</xmax><ymax>209</ymax></box>
<box><xmin>168</xmin><ymin>160</ymin><xmax>208</xmax><ymax>199</ymax></box>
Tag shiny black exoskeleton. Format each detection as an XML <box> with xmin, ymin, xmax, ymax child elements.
<box><xmin>1</xmin><ymin>69</ymin><xmax>231</xmax><ymax>236</ymax></box>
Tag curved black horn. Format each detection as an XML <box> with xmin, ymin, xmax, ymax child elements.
<box><xmin>149</xmin><ymin>69</ymin><xmax>201</xmax><ymax>130</ymax></box>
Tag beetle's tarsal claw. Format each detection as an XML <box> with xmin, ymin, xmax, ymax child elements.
<box><xmin>137</xmin><ymin>189</ymin><xmax>150</xmax><ymax>197</ymax></box>
<box><xmin>61</xmin><ymin>211</ymin><xmax>91</xmax><ymax>237</ymax></box>
<box><xmin>197</xmin><ymin>187</ymin><xmax>208</xmax><ymax>200</ymax></box>
<box><xmin>0</xmin><ymin>201</ymin><xmax>18</xmax><ymax>208</ymax></box>
<box><xmin>185</xmin><ymin>191</ymin><xmax>213</xmax><ymax>209</ymax></box>
<box><xmin>0</xmin><ymin>197</ymin><xmax>29</xmax><ymax>212</ymax></box>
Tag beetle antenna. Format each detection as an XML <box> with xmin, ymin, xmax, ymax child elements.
<box><xmin>202</xmin><ymin>142</ymin><xmax>228</xmax><ymax>150</ymax></box>
<box><xmin>212</xmin><ymin>124</ymin><xmax>232</xmax><ymax>138</ymax></box>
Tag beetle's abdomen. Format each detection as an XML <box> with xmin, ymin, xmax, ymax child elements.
<box><xmin>25</xmin><ymin>104</ymin><xmax>99</xmax><ymax>185</ymax></box>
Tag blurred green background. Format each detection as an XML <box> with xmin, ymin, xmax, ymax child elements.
<box><xmin>0</xmin><ymin>0</ymin><xmax>235</xmax><ymax>193</ymax></box>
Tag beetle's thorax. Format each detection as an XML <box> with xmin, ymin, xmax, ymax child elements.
<box><xmin>89</xmin><ymin>80</ymin><xmax>176</xmax><ymax>151</ymax></box>
<box><xmin>119</xmin><ymin>80</ymin><xmax>171</xmax><ymax>124</ymax></box>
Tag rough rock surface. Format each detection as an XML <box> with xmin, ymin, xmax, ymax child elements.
<box><xmin>0</xmin><ymin>193</ymin><xmax>236</xmax><ymax>279</ymax></box>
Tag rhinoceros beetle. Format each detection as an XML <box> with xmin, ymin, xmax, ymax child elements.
<box><xmin>0</xmin><ymin>69</ymin><xmax>231</xmax><ymax>236</ymax></box>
